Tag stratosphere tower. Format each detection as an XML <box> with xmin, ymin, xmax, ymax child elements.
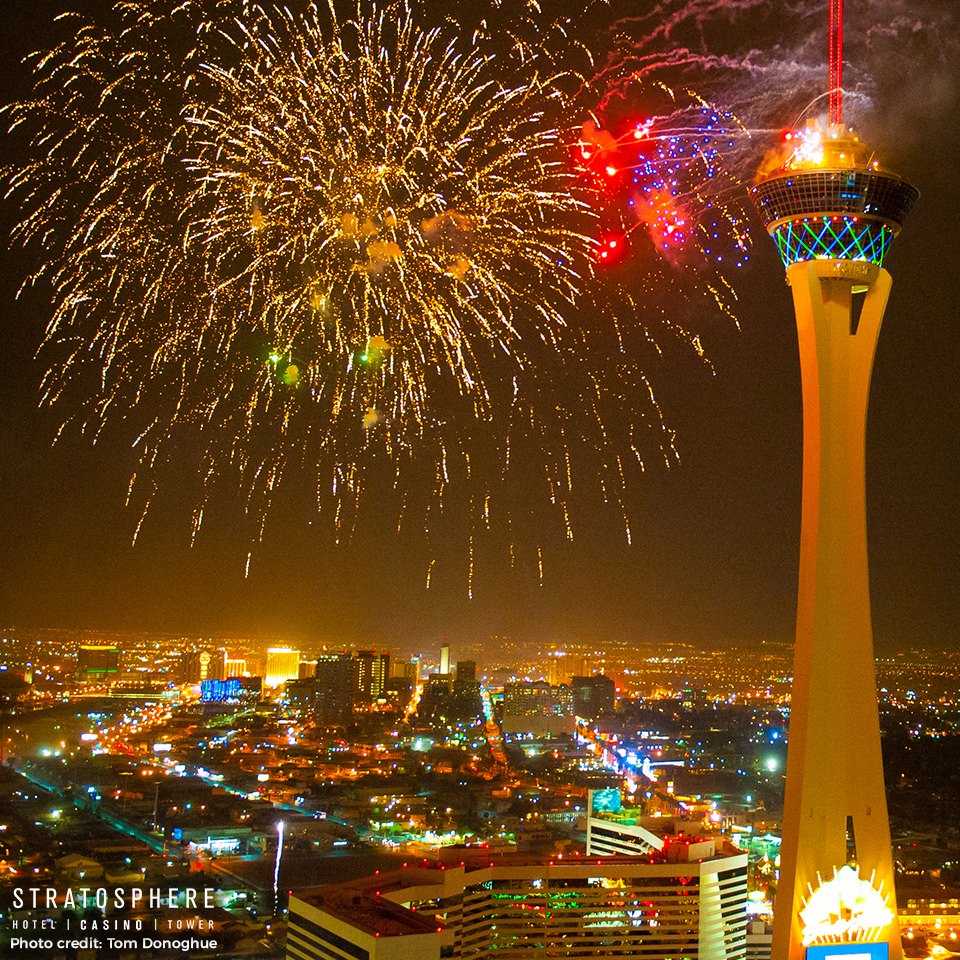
<box><xmin>750</xmin><ymin>1</ymin><xmax>919</xmax><ymax>958</ymax></box>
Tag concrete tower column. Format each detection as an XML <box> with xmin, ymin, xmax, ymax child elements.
<box><xmin>772</xmin><ymin>259</ymin><xmax>901</xmax><ymax>960</ymax></box>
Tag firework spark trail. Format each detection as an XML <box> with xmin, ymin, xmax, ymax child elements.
<box><xmin>5</xmin><ymin>0</ymin><xmax>752</xmax><ymax>589</ymax></box>
<box><xmin>599</xmin><ymin>0</ymin><xmax>959</xmax><ymax>162</ymax></box>
<box><xmin>576</xmin><ymin>82</ymin><xmax>751</xmax><ymax>282</ymax></box>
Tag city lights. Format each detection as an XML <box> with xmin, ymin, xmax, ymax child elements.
<box><xmin>0</xmin><ymin>2</ymin><xmax>956</xmax><ymax>960</ymax></box>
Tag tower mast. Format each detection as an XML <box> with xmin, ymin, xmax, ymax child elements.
<box><xmin>829</xmin><ymin>0</ymin><xmax>843</xmax><ymax>124</ymax></box>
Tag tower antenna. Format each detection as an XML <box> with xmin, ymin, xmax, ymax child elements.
<box><xmin>828</xmin><ymin>0</ymin><xmax>843</xmax><ymax>124</ymax></box>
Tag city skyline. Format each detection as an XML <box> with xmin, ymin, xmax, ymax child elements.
<box><xmin>0</xmin><ymin>0</ymin><xmax>958</xmax><ymax>654</ymax></box>
<box><xmin>1</xmin><ymin>623</ymin><xmax>956</xmax><ymax>957</ymax></box>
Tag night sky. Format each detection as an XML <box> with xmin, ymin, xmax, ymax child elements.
<box><xmin>0</xmin><ymin>0</ymin><xmax>957</xmax><ymax>653</ymax></box>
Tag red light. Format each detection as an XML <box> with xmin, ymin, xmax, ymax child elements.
<box><xmin>596</xmin><ymin>233</ymin><xmax>629</xmax><ymax>266</ymax></box>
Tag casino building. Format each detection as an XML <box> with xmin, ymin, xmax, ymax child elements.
<box><xmin>286</xmin><ymin>837</ymin><xmax>748</xmax><ymax>960</ymax></box>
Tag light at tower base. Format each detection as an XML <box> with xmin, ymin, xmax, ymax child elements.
<box><xmin>751</xmin><ymin>121</ymin><xmax>919</xmax><ymax>960</ymax></box>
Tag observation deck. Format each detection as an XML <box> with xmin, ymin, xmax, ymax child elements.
<box><xmin>750</xmin><ymin>123</ymin><xmax>919</xmax><ymax>269</ymax></box>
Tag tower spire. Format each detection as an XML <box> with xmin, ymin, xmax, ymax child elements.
<box><xmin>828</xmin><ymin>0</ymin><xmax>843</xmax><ymax>124</ymax></box>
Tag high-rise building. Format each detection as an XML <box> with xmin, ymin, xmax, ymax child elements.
<box><xmin>454</xmin><ymin>660</ymin><xmax>475</xmax><ymax>683</ymax></box>
<box><xmin>571</xmin><ymin>674</ymin><xmax>615</xmax><ymax>719</ymax></box>
<box><xmin>178</xmin><ymin>647</ymin><xmax>225</xmax><ymax>684</ymax></box>
<box><xmin>390</xmin><ymin>658</ymin><xmax>420</xmax><ymax>683</ymax></box>
<box><xmin>416</xmin><ymin>674</ymin><xmax>453</xmax><ymax>726</ymax></box>
<box><xmin>544</xmin><ymin>651</ymin><xmax>594</xmax><ymax>686</ymax></box>
<box><xmin>313</xmin><ymin>654</ymin><xmax>357</xmax><ymax>725</ymax></box>
<box><xmin>287</xmin><ymin>846</ymin><xmax>749</xmax><ymax>960</ymax></box>
<box><xmin>384</xmin><ymin>658</ymin><xmax>419</xmax><ymax>711</ymax></box>
<box><xmin>354</xmin><ymin>649</ymin><xmax>390</xmax><ymax>702</ymax></box>
<box><xmin>544</xmin><ymin>650</ymin><xmax>566</xmax><ymax>686</ymax></box>
<box><xmin>224</xmin><ymin>657</ymin><xmax>247</xmax><ymax>678</ymax></box>
<box><xmin>382</xmin><ymin>676</ymin><xmax>414</xmax><ymax>710</ymax></box>
<box><xmin>750</xmin><ymin>10</ymin><xmax>918</xmax><ymax>955</ymax></box>
<box><xmin>76</xmin><ymin>645</ymin><xmax>121</xmax><ymax>681</ymax></box>
<box><xmin>452</xmin><ymin>662</ymin><xmax>482</xmax><ymax>725</ymax></box>
<box><xmin>501</xmin><ymin>682</ymin><xmax>574</xmax><ymax>738</ymax></box>
<box><xmin>439</xmin><ymin>642</ymin><xmax>450</xmax><ymax>676</ymax></box>
<box><xmin>265</xmin><ymin>647</ymin><xmax>301</xmax><ymax>687</ymax></box>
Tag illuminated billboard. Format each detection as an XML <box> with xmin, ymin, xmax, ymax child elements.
<box><xmin>590</xmin><ymin>787</ymin><xmax>622</xmax><ymax>814</ymax></box>
<box><xmin>200</xmin><ymin>676</ymin><xmax>262</xmax><ymax>703</ymax></box>
<box><xmin>806</xmin><ymin>943</ymin><xmax>889</xmax><ymax>960</ymax></box>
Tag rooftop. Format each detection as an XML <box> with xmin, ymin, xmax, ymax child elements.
<box><xmin>293</xmin><ymin>842</ymin><xmax>747</xmax><ymax>938</ymax></box>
